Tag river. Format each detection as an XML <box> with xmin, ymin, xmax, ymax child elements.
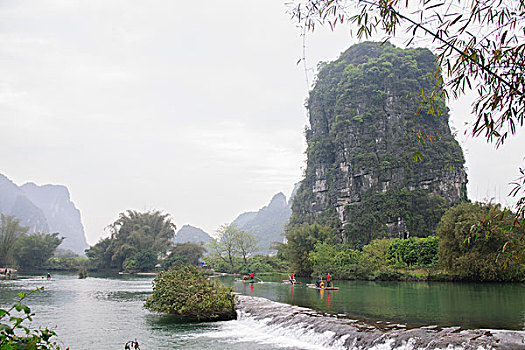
<box><xmin>1</xmin><ymin>273</ymin><xmax>525</xmax><ymax>349</ymax></box>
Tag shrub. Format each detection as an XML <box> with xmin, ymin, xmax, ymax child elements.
<box><xmin>309</xmin><ymin>243</ymin><xmax>373</xmax><ymax>280</ymax></box>
<box><xmin>373</xmin><ymin>270</ymin><xmax>404</xmax><ymax>281</ymax></box>
<box><xmin>144</xmin><ymin>263</ymin><xmax>236</xmax><ymax>321</ymax></box>
<box><xmin>45</xmin><ymin>256</ymin><xmax>90</xmax><ymax>271</ymax></box>
<box><xmin>437</xmin><ymin>202</ymin><xmax>525</xmax><ymax>281</ymax></box>
<box><xmin>386</xmin><ymin>236</ymin><xmax>439</xmax><ymax>268</ymax></box>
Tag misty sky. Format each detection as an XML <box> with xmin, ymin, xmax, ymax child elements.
<box><xmin>1</xmin><ymin>1</ymin><xmax>523</xmax><ymax>245</ymax></box>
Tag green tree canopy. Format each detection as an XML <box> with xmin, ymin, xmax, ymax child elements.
<box><xmin>0</xmin><ymin>215</ymin><xmax>29</xmax><ymax>267</ymax></box>
<box><xmin>207</xmin><ymin>224</ymin><xmax>258</xmax><ymax>270</ymax></box>
<box><xmin>14</xmin><ymin>233</ymin><xmax>64</xmax><ymax>269</ymax></box>
<box><xmin>235</xmin><ymin>230</ymin><xmax>258</xmax><ymax>265</ymax></box>
<box><xmin>123</xmin><ymin>250</ymin><xmax>158</xmax><ymax>272</ymax></box>
<box><xmin>437</xmin><ymin>202</ymin><xmax>525</xmax><ymax>281</ymax></box>
<box><xmin>163</xmin><ymin>242</ymin><xmax>206</xmax><ymax>268</ymax></box>
<box><xmin>309</xmin><ymin>243</ymin><xmax>372</xmax><ymax>279</ymax></box>
<box><xmin>85</xmin><ymin>210</ymin><xmax>176</xmax><ymax>270</ymax></box>
<box><xmin>283</xmin><ymin>223</ymin><xmax>339</xmax><ymax>276</ymax></box>
<box><xmin>85</xmin><ymin>237</ymin><xmax>112</xmax><ymax>270</ymax></box>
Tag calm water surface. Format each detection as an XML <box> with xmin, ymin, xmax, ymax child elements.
<box><xmin>231</xmin><ymin>275</ymin><xmax>525</xmax><ymax>330</ymax></box>
<box><xmin>1</xmin><ymin>273</ymin><xmax>525</xmax><ymax>349</ymax></box>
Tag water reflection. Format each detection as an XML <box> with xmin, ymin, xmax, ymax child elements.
<box><xmin>226</xmin><ymin>276</ymin><xmax>525</xmax><ymax>330</ymax></box>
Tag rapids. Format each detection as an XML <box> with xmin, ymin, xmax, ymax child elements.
<box><xmin>236</xmin><ymin>294</ymin><xmax>525</xmax><ymax>349</ymax></box>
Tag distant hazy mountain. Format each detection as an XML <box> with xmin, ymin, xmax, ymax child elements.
<box><xmin>0</xmin><ymin>173</ymin><xmax>89</xmax><ymax>254</ymax></box>
<box><xmin>0</xmin><ymin>174</ymin><xmax>49</xmax><ymax>232</ymax></box>
<box><xmin>231</xmin><ymin>192</ymin><xmax>293</xmax><ymax>254</ymax></box>
<box><xmin>174</xmin><ymin>224</ymin><xmax>213</xmax><ymax>245</ymax></box>
<box><xmin>21</xmin><ymin>182</ymin><xmax>89</xmax><ymax>254</ymax></box>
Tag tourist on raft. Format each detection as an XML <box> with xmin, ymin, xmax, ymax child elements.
<box><xmin>289</xmin><ymin>272</ymin><xmax>295</xmax><ymax>283</ymax></box>
<box><xmin>250</xmin><ymin>272</ymin><xmax>255</xmax><ymax>280</ymax></box>
<box><xmin>326</xmin><ymin>273</ymin><xmax>332</xmax><ymax>287</ymax></box>
<box><xmin>315</xmin><ymin>277</ymin><xmax>322</xmax><ymax>288</ymax></box>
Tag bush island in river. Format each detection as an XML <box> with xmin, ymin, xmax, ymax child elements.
<box><xmin>144</xmin><ymin>263</ymin><xmax>236</xmax><ymax>322</ymax></box>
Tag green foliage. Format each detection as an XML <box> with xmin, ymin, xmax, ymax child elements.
<box><xmin>282</xmin><ymin>223</ymin><xmax>339</xmax><ymax>276</ymax></box>
<box><xmin>85</xmin><ymin>210</ymin><xmax>176</xmax><ymax>271</ymax></box>
<box><xmin>123</xmin><ymin>250</ymin><xmax>157</xmax><ymax>272</ymax></box>
<box><xmin>362</xmin><ymin>238</ymin><xmax>394</xmax><ymax>269</ymax></box>
<box><xmin>309</xmin><ymin>243</ymin><xmax>373</xmax><ymax>280</ymax></box>
<box><xmin>162</xmin><ymin>242</ymin><xmax>206</xmax><ymax>269</ymax></box>
<box><xmin>344</xmin><ymin>189</ymin><xmax>446</xmax><ymax>248</ymax></box>
<box><xmin>207</xmin><ymin>225</ymin><xmax>258</xmax><ymax>270</ymax></box>
<box><xmin>45</xmin><ymin>256</ymin><xmax>90</xmax><ymax>271</ymax></box>
<box><xmin>85</xmin><ymin>237</ymin><xmax>112</xmax><ymax>270</ymax></box>
<box><xmin>144</xmin><ymin>263</ymin><xmax>236</xmax><ymax>321</ymax></box>
<box><xmin>235</xmin><ymin>230</ymin><xmax>258</xmax><ymax>265</ymax></box>
<box><xmin>372</xmin><ymin>270</ymin><xmax>404</xmax><ymax>281</ymax></box>
<box><xmin>205</xmin><ymin>253</ymin><xmax>289</xmax><ymax>275</ymax></box>
<box><xmin>14</xmin><ymin>233</ymin><xmax>64</xmax><ymax>270</ymax></box>
<box><xmin>239</xmin><ymin>254</ymin><xmax>289</xmax><ymax>274</ymax></box>
<box><xmin>437</xmin><ymin>203</ymin><xmax>525</xmax><ymax>281</ymax></box>
<box><xmin>123</xmin><ymin>257</ymin><xmax>139</xmax><ymax>272</ymax></box>
<box><xmin>0</xmin><ymin>287</ymin><xmax>61</xmax><ymax>349</ymax></box>
<box><xmin>0</xmin><ymin>215</ymin><xmax>29</xmax><ymax>267</ymax></box>
<box><xmin>386</xmin><ymin>236</ymin><xmax>439</xmax><ymax>268</ymax></box>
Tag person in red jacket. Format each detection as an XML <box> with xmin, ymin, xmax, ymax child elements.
<box><xmin>250</xmin><ymin>272</ymin><xmax>255</xmax><ymax>280</ymax></box>
<box><xmin>326</xmin><ymin>273</ymin><xmax>332</xmax><ymax>287</ymax></box>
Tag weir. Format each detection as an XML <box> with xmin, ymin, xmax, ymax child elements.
<box><xmin>236</xmin><ymin>295</ymin><xmax>525</xmax><ymax>349</ymax></box>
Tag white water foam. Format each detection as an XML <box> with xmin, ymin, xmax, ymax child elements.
<box><xmin>185</xmin><ymin>295</ymin><xmax>525</xmax><ymax>350</ymax></box>
<box><xmin>184</xmin><ymin>313</ymin><xmax>348</xmax><ymax>350</ymax></box>
<box><xmin>183</xmin><ymin>313</ymin><xmax>491</xmax><ymax>350</ymax></box>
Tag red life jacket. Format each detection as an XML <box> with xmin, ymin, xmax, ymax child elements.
<box><xmin>327</xmin><ymin>274</ymin><xmax>331</xmax><ymax>281</ymax></box>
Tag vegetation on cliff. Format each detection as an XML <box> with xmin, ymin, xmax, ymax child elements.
<box><xmin>144</xmin><ymin>264</ymin><xmax>236</xmax><ymax>322</ymax></box>
<box><xmin>290</xmin><ymin>42</ymin><xmax>467</xmax><ymax>248</ymax></box>
<box><xmin>290</xmin><ymin>0</ymin><xmax>525</xmax><ymax>266</ymax></box>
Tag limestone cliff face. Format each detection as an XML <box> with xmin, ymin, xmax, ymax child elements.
<box><xmin>0</xmin><ymin>173</ymin><xmax>89</xmax><ymax>254</ymax></box>
<box><xmin>291</xmin><ymin>42</ymin><xmax>468</xmax><ymax>246</ymax></box>
<box><xmin>21</xmin><ymin>182</ymin><xmax>89</xmax><ymax>254</ymax></box>
<box><xmin>0</xmin><ymin>174</ymin><xmax>49</xmax><ymax>233</ymax></box>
